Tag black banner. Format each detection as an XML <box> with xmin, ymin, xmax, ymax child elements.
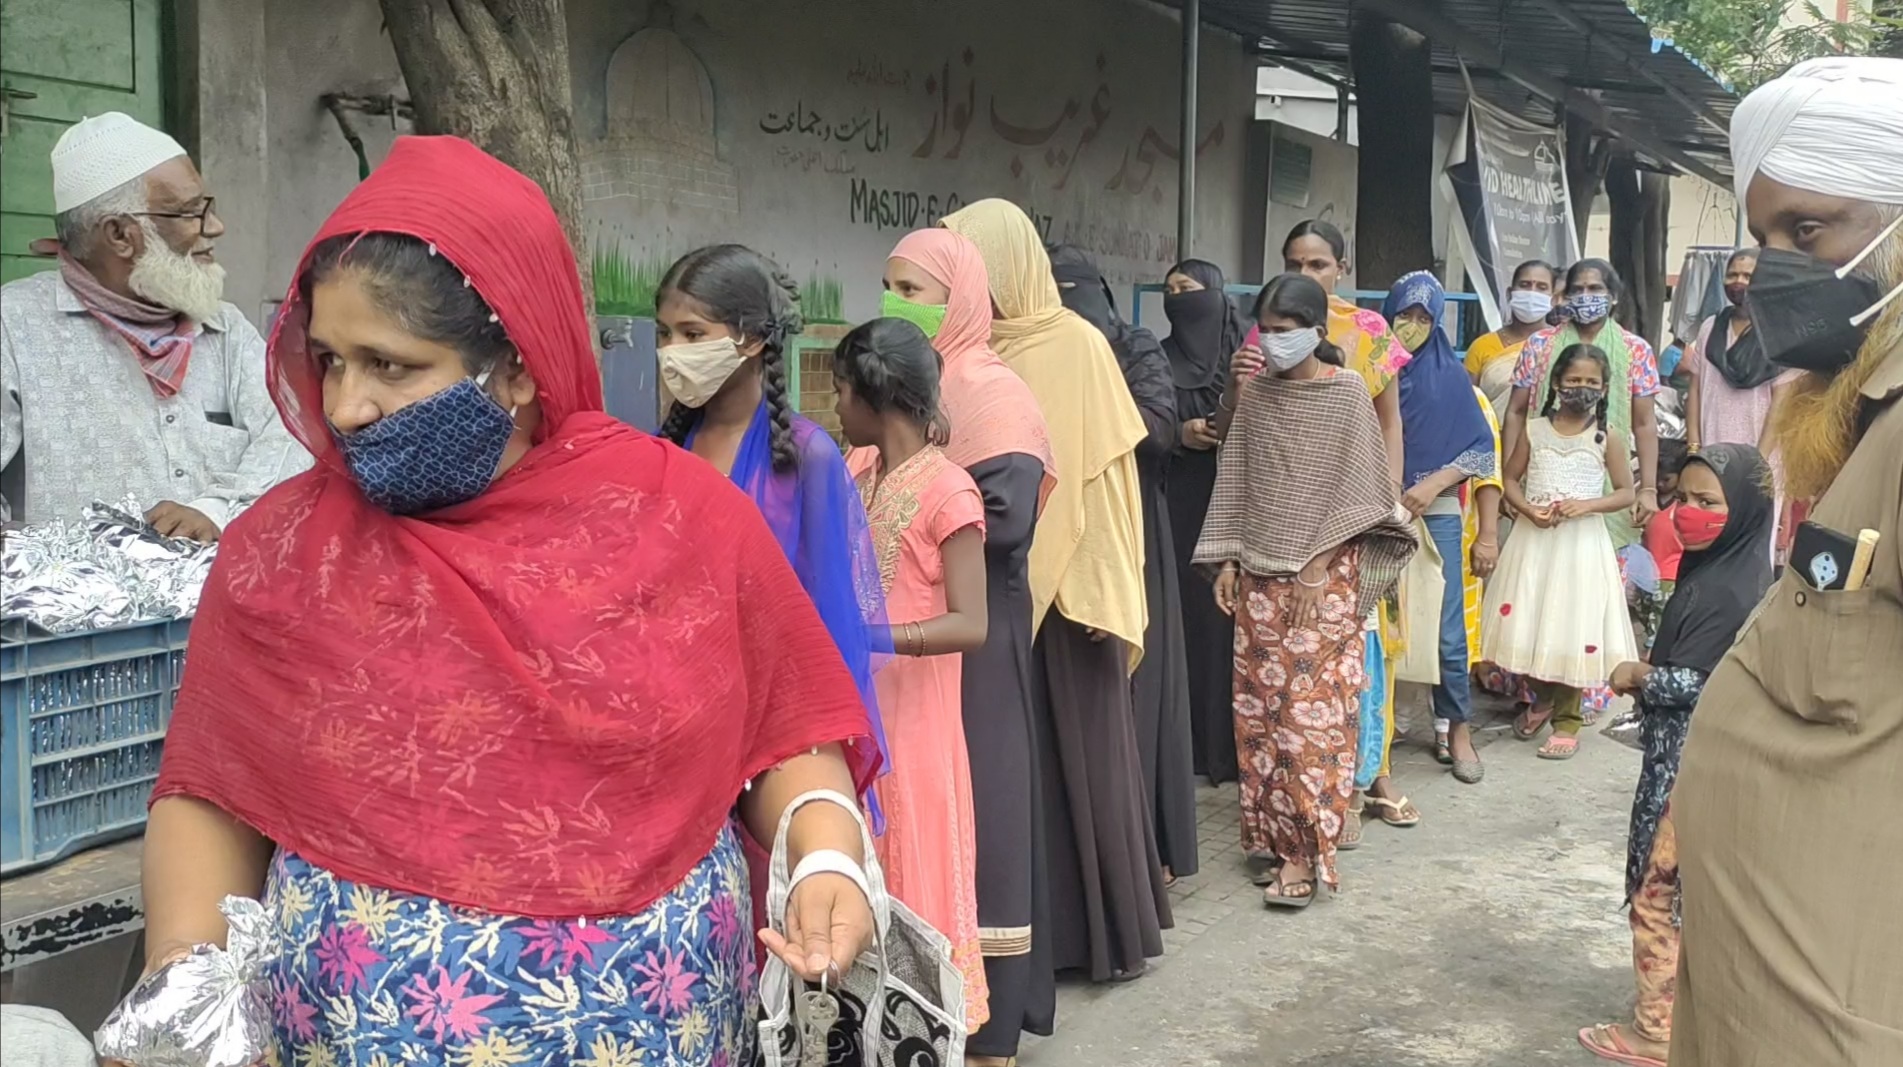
<box><xmin>1446</xmin><ymin>96</ymin><xmax>1579</xmax><ymax>328</ymax></box>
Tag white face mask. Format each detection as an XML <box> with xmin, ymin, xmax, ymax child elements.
<box><xmin>657</xmin><ymin>337</ymin><xmax>746</xmax><ymax>409</ymax></box>
<box><xmin>1507</xmin><ymin>289</ymin><xmax>1553</xmax><ymax>324</ymax></box>
<box><xmin>1263</xmin><ymin>327</ymin><xmax>1322</xmax><ymax>371</ymax></box>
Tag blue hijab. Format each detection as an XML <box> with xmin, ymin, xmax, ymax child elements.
<box><xmin>1383</xmin><ymin>272</ymin><xmax>1497</xmax><ymax>489</ymax></box>
<box><xmin>688</xmin><ymin>400</ymin><xmax>892</xmax><ymax>826</ymax></box>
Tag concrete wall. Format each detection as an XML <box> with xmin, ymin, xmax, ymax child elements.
<box><xmin>564</xmin><ymin>0</ymin><xmax>1257</xmax><ymax>323</ymax></box>
<box><xmin>187</xmin><ymin>0</ymin><xmax>1256</xmax><ymax>328</ymax></box>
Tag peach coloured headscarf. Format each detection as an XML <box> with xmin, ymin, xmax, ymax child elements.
<box><xmin>850</xmin><ymin>229</ymin><xmax>1056</xmax><ymax>509</ymax></box>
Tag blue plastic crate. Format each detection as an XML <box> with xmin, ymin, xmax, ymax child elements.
<box><xmin>1</xmin><ymin>617</ymin><xmax>192</xmax><ymax>875</ymax></box>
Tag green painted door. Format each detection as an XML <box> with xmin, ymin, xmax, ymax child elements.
<box><xmin>0</xmin><ymin>0</ymin><xmax>167</xmax><ymax>284</ymax></box>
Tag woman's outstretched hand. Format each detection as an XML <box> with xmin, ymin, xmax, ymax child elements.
<box><xmin>760</xmin><ymin>871</ymin><xmax>875</xmax><ymax>984</ymax></box>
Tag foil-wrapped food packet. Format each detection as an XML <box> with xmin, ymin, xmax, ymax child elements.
<box><xmin>95</xmin><ymin>897</ymin><xmax>276</xmax><ymax>1067</ymax></box>
<box><xmin>1</xmin><ymin>499</ymin><xmax>215</xmax><ymax>633</ymax></box>
<box><xmin>1603</xmin><ymin>705</ymin><xmax>1644</xmax><ymax>752</ymax></box>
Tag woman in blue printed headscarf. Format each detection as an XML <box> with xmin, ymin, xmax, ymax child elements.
<box><xmin>1375</xmin><ymin>272</ymin><xmax>1502</xmax><ymax>802</ymax></box>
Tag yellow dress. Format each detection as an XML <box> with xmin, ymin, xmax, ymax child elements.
<box><xmin>1327</xmin><ymin>296</ymin><xmax>1412</xmax><ymax>778</ymax></box>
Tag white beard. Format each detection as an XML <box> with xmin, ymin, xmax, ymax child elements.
<box><xmin>127</xmin><ymin>219</ymin><xmax>227</xmax><ymax>323</ymax></box>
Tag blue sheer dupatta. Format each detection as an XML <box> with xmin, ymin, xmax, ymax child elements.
<box><xmin>689</xmin><ymin>401</ymin><xmax>893</xmax><ymax>828</ymax></box>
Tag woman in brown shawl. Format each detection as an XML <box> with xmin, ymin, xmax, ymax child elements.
<box><xmin>1195</xmin><ymin>274</ymin><xmax>1416</xmax><ymax>908</ymax></box>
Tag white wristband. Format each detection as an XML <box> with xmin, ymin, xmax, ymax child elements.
<box><xmin>789</xmin><ymin>848</ymin><xmax>871</xmax><ymax>903</ymax></box>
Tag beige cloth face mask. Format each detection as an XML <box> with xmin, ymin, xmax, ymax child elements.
<box><xmin>658</xmin><ymin>338</ymin><xmax>747</xmax><ymax>408</ymax></box>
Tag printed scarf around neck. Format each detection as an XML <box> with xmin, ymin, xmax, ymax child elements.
<box><xmin>58</xmin><ymin>252</ymin><xmax>196</xmax><ymax>397</ymax></box>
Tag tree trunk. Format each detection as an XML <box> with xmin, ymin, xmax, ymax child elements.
<box><xmin>1348</xmin><ymin>13</ymin><xmax>1435</xmax><ymax>288</ymax></box>
<box><xmin>378</xmin><ymin>0</ymin><xmax>590</xmax><ymax>300</ymax></box>
<box><xmin>1564</xmin><ymin>119</ymin><xmax>1610</xmax><ymax>256</ymax></box>
<box><xmin>1605</xmin><ymin>155</ymin><xmax>1670</xmax><ymax>346</ymax></box>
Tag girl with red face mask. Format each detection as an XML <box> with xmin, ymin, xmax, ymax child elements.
<box><xmin>1581</xmin><ymin>443</ymin><xmax>1775</xmax><ymax>1067</ymax></box>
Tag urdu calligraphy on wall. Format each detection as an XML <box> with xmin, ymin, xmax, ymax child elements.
<box><xmin>758</xmin><ymin>100</ymin><xmax>893</xmax><ymax>153</ymax></box>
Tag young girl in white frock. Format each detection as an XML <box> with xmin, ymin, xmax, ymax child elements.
<box><xmin>1483</xmin><ymin>343</ymin><xmax>1639</xmax><ymax>760</ymax></box>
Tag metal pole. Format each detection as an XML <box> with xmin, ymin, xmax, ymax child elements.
<box><xmin>1178</xmin><ymin>0</ymin><xmax>1200</xmax><ymax>261</ymax></box>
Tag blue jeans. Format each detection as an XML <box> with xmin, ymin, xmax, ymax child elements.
<box><xmin>1424</xmin><ymin>513</ymin><xmax>1474</xmax><ymax>725</ymax></box>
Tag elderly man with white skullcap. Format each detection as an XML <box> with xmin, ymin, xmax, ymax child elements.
<box><xmin>0</xmin><ymin>113</ymin><xmax>306</xmax><ymax>539</ymax></box>
<box><xmin>1662</xmin><ymin>57</ymin><xmax>1903</xmax><ymax>1067</ymax></box>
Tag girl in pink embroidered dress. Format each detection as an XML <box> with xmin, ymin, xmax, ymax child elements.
<box><xmin>838</xmin><ymin>318</ymin><xmax>992</xmax><ymax>1031</ymax></box>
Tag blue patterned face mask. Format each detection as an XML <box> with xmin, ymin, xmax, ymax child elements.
<box><xmin>332</xmin><ymin>373</ymin><xmax>517</xmax><ymax>515</ymax></box>
<box><xmin>1568</xmin><ymin>292</ymin><xmax>1613</xmax><ymax>325</ymax></box>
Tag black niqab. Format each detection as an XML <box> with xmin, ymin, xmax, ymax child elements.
<box><xmin>1649</xmin><ymin>443</ymin><xmax>1775</xmax><ymax>675</ymax></box>
<box><xmin>1160</xmin><ymin>259</ymin><xmax>1247</xmax><ymax>392</ymax></box>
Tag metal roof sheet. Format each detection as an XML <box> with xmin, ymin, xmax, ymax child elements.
<box><xmin>1176</xmin><ymin>0</ymin><xmax>1737</xmax><ymax>180</ymax></box>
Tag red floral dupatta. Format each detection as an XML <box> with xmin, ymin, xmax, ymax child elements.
<box><xmin>154</xmin><ymin>136</ymin><xmax>877</xmax><ymax>918</ymax></box>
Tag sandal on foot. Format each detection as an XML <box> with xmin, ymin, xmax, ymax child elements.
<box><xmin>1433</xmin><ymin>737</ymin><xmax>1454</xmax><ymax>764</ymax></box>
<box><xmin>1339</xmin><ymin>813</ymin><xmax>1363</xmax><ymax>850</ymax></box>
<box><xmin>1539</xmin><ymin>735</ymin><xmax>1581</xmax><ymax>760</ymax></box>
<box><xmin>1365</xmin><ymin>795</ymin><xmax>1422</xmax><ymax>827</ymax></box>
<box><xmin>1452</xmin><ymin>758</ymin><xmax>1485</xmax><ymax>784</ymax></box>
<box><xmin>1577</xmin><ymin>1023</ymin><xmax>1666</xmax><ymax>1067</ymax></box>
<box><xmin>1513</xmin><ymin>706</ymin><xmax>1553</xmax><ymax>740</ymax></box>
<box><xmin>1262</xmin><ymin>874</ymin><xmax>1317</xmax><ymax>910</ymax></box>
<box><xmin>1248</xmin><ymin>853</ymin><xmax>1281</xmax><ymax>887</ymax></box>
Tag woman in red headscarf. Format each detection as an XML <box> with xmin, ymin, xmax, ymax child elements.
<box><xmin>134</xmin><ymin>137</ymin><xmax>879</xmax><ymax>1064</ymax></box>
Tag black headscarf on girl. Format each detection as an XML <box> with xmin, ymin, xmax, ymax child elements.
<box><xmin>1647</xmin><ymin>443</ymin><xmax>1775</xmax><ymax>675</ymax></box>
<box><xmin>1160</xmin><ymin>259</ymin><xmax>1248</xmax><ymax>391</ymax></box>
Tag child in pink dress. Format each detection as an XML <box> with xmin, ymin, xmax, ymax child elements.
<box><xmin>838</xmin><ymin>317</ymin><xmax>992</xmax><ymax>1031</ymax></box>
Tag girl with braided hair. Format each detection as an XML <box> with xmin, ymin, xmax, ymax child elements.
<box><xmin>655</xmin><ymin>245</ymin><xmax>891</xmax><ymax>808</ymax></box>
<box><xmin>1481</xmin><ymin>342</ymin><xmax>1639</xmax><ymax>760</ymax></box>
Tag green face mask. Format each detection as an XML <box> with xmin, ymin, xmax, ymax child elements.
<box><xmin>880</xmin><ymin>289</ymin><xmax>948</xmax><ymax>339</ymax></box>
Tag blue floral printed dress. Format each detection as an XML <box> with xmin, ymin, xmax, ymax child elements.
<box><xmin>263</xmin><ymin>824</ymin><xmax>755</xmax><ymax>1067</ymax></box>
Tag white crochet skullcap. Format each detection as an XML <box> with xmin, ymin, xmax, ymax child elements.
<box><xmin>50</xmin><ymin>112</ymin><xmax>187</xmax><ymax>214</ymax></box>
<box><xmin>1731</xmin><ymin>57</ymin><xmax>1903</xmax><ymax>207</ymax></box>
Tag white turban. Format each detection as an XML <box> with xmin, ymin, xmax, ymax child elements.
<box><xmin>50</xmin><ymin>112</ymin><xmax>187</xmax><ymax>214</ymax></box>
<box><xmin>1730</xmin><ymin>57</ymin><xmax>1903</xmax><ymax>207</ymax></box>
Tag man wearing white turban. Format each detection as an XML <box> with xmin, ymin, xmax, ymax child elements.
<box><xmin>0</xmin><ymin>112</ymin><xmax>305</xmax><ymax>538</ymax></box>
<box><xmin>1666</xmin><ymin>57</ymin><xmax>1903</xmax><ymax>1067</ymax></box>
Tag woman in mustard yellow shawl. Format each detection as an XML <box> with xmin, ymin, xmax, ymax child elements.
<box><xmin>943</xmin><ymin>200</ymin><xmax>1169</xmax><ymax>995</ymax></box>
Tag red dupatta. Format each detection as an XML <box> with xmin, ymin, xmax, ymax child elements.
<box><xmin>154</xmin><ymin>136</ymin><xmax>877</xmax><ymax>917</ymax></box>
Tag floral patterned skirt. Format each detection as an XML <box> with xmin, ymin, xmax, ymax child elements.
<box><xmin>263</xmin><ymin>824</ymin><xmax>754</xmax><ymax>1067</ymax></box>
<box><xmin>1231</xmin><ymin>548</ymin><xmax>1365</xmax><ymax>889</ymax></box>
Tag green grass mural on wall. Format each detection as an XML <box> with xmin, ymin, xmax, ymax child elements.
<box><xmin>592</xmin><ymin>235</ymin><xmax>847</xmax><ymax>324</ymax></box>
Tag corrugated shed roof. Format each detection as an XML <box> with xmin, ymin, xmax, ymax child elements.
<box><xmin>1176</xmin><ymin>0</ymin><xmax>1737</xmax><ymax>180</ymax></box>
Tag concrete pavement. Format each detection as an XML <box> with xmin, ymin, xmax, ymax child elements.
<box><xmin>1021</xmin><ymin>693</ymin><xmax>1642</xmax><ymax>1067</ymax></box>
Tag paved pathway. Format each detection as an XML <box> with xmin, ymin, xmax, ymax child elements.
<box><xmin>1020</xmin><ymin>693</ymin><xmax>1641</xmax><ymax>1067</ymax></box>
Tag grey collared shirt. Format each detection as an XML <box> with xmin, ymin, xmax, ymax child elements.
<box><xmin>0</xmin><ymin>270</ymin><xmax>310</xmax><ymax>527</ymax></box>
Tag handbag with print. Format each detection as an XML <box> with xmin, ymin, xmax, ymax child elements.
<box><xmin>754</xmin><ymin>790</ymin><xmax>966</xmax><ymax>1067</ymax></box>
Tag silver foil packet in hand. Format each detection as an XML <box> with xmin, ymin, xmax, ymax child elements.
<box><xmin>94</xmin><ymin>897</ymin><xmax>277</xmax><ymax>1067</ymax></box>
<box><xmin>1603</xmin><ymin>705</ymin><xmax>1644</xmax><ymax>752</ymax></box>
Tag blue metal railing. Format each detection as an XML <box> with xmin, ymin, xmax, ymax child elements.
<box><xmin>1129</xmin><ymin>284</ymin><xmax>1488</xmax><ymax>350</ymax></box>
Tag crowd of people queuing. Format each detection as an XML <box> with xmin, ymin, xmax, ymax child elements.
<box><xmin>0</xmin><ymin>54</ymin><xmax>1897</xmax><ymax>1067</ymax></box>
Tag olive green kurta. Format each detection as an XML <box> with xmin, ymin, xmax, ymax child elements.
<box><xmin>1670</xmin><ymin>342</ymin><xmax>1903</xmax><ymax>1065</ymax></box>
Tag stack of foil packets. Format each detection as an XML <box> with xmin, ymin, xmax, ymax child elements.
<box><xmin>2</xmin><ymin>500</ymin><xmax>215</xmax><ymax>634</ymax></box>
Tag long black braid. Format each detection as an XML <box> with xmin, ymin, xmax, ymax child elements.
<box><xmin>655</xmin><ymin>245</ymin><xmax>805</xmax><ymax>472</ymax></box>
<box><xmin>1540</xmin><ymin>342</ymin><xmax>1612</xmax><ymax>445</ymax></box>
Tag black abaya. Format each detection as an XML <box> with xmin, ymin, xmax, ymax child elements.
<box><xmin>1048</xmin><ymin>245</ymin><xmax>1199</xmax><ymax>879</ymax></box>
<box><xmin>1119</xmin><ymin>332</ymin><xmax>1199</xmax><ymax>879</ymax></box>
<box><xmin>1035</xmin><ymin>615</ymin><xmax>1171</xmax><ymax>981</ymax></box>
<box><xmin>960</xmin><ymin>452</ymin><xmax>1057</xmax><ymax>1056</ymax></box>
<box><xmin>1158</xmin><ymin>263</ymin><xmax>1246</xmax><ymax>787</ymax></box>
<box><xmin>1168</xmin><ymin>399</ymin><xmax>1237</xmax><ymax>785</ymax></box>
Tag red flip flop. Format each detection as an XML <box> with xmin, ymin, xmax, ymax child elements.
<box><xmin>1577</xmin><ymin>1024</ymin><xmax>1666</xmax><ymax>1067</ymax></box>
